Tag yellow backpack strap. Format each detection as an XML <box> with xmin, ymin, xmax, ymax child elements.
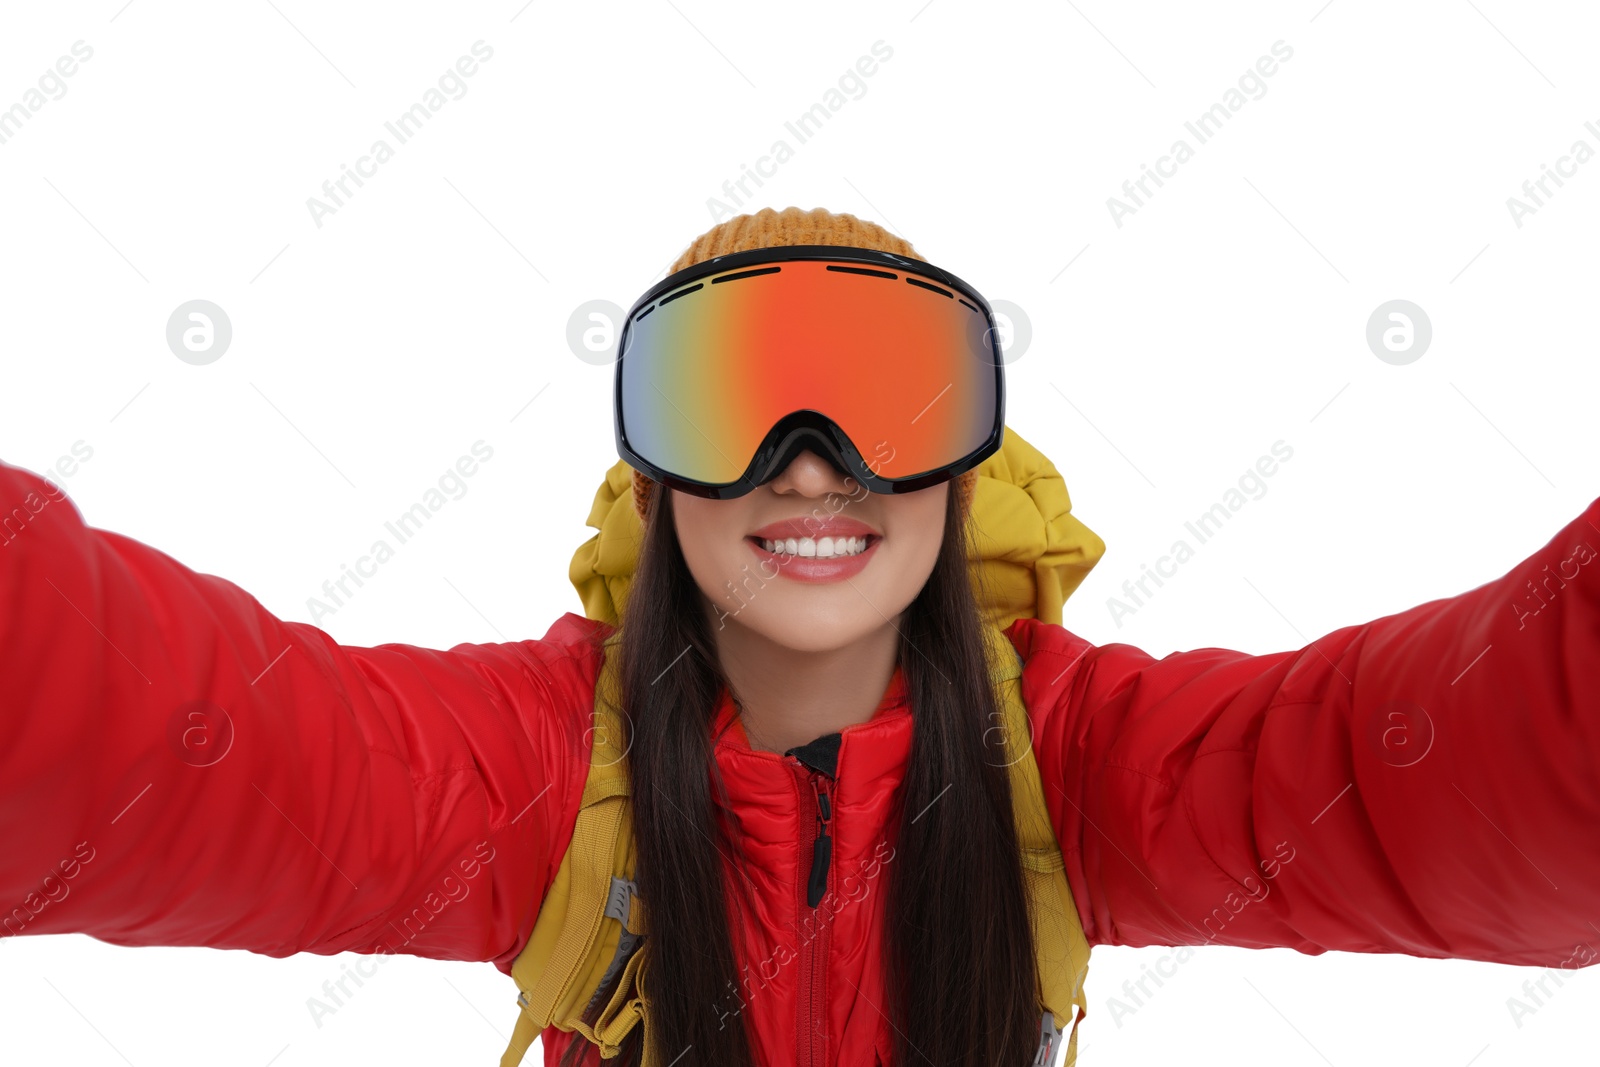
<box><xmin>501</xmin><ymin>631</ymin><xmax>655</xmax><ymax>1067</ymax></box>
<box><xmin>983</xmin><ymin>624</ymin><xmax>1093</xmax><ymax>1067</ymax></box>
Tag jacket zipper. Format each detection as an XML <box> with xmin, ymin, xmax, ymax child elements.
<box><xmin>794</xmin><ymin>759</ymin><xmax>834</xmax><ymax>1067</ymax></box>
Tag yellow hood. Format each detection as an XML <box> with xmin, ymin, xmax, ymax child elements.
<box><xmin>568</xmin><ymin>425</ymin><xmax>1105</xmax><ymax>632</ymax></box>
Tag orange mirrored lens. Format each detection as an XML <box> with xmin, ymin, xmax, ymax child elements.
<box><xmin>620</xmin><ymin>259</ymin><xmax>998</xmax><ymax>485</ymax></box>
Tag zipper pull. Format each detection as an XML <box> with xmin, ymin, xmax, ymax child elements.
<box><xmin>807</xmin><ymin>774</ymin><xmax>833</xmax><ymax>908</ymax></box>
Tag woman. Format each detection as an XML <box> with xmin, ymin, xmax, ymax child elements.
<box><xmin>2</xmin><ymin>206</ymin><xmax>1598</xmax><ymax>1067</ymax></box>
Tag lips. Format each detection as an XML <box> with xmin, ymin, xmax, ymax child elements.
<box><xmin>745</xmin><ymin>515</ymin><xmax>881</xmax><ymax>584</ymax></box>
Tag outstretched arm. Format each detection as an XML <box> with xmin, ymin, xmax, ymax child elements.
<box><xmin>0</xmin><ymin>459</ymin><xmax>599</xmax><ymax>973</ymax></box>
<box><xmin>1021</xmin><ymin>494</ymin><xmax>1600</xmax><ymax>967</ymax></box>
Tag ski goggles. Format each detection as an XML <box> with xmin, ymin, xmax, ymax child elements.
<box><xmin>613</xmin><ymin>244</ymin><xmax>1006</xmax><ymax>499</ymax></box>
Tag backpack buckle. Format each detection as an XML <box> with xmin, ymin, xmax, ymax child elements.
<box><xmin>1033</xmin><ymin>1010</ymin><xmax>1065</xmax><ymax>1067</ymax></box>
<box><xmin>604</xmin><ymin>876</ymin><xmax>637</xmax><ymax>926</ymax></box>
<box><xmin>583</xmin><ymin>876</ymin><xmax>644</xmax><ymax>1013</ymax></box>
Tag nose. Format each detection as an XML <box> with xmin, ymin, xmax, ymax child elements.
<box><xmin>764</xmin><ymin>448</ymin><xmax>855</xmax><ymax>498</ymax></box>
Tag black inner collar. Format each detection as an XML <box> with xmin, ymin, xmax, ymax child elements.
<box><xmin>784</xmin><ymin>732</ymin><xmax>841</xmax><ymax>778</ymax></box>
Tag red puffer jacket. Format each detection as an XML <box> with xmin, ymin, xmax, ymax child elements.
<box><xmin>3</xmin><ymin>455</ymin><xmax>1600</xmax><ymax>1067</ymax></box>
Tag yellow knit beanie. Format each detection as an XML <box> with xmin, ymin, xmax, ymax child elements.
<box><xmin>630</xmin><ymin>206</ymin><xmax>979</xmax><ymax>525</ymax></box>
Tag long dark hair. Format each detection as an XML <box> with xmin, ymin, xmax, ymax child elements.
<box><xmin>559</xmin><ymin>482</ymin><xmax>1041</xmax><ymax>1066</ymax></box>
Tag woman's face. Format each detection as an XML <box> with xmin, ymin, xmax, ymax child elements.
<box><xmin>672</xmin><ymin>450</ymin><xmax>949</xmax><ymax>653</ymax></box>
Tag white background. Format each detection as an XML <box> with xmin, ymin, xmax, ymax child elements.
<box><xmin>3</xmin><ymin>1</ymin><xmax>1599</xmax><ymax>1064</ymax></box>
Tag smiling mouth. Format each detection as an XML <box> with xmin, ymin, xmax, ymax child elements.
<box><xmin>747</xmin><ymin>534</ymin><xmax>876</xmax><ymax>559</ymax></box>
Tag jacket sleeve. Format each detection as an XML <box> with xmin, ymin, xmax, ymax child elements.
<box><xmin>1027</xmin><ymin>494</ymin><xmax>1600</xmax><ymax>968</ymax></box>
<box><xmin>0</xmin><ymin>459</ymin><xmax>594</xmax><ymax>973</ymax></box>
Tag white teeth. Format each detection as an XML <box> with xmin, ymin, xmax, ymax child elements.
<box><xmin>759</xmin><ymin>535</ymin><xmax>870</xmax><ymax>558</ymax></box>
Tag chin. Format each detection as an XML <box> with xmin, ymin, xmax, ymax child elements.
<box><xmin>731</xmin><ymin>602</ymin><xmax>881</xmax><ymax>654</ymax></box>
